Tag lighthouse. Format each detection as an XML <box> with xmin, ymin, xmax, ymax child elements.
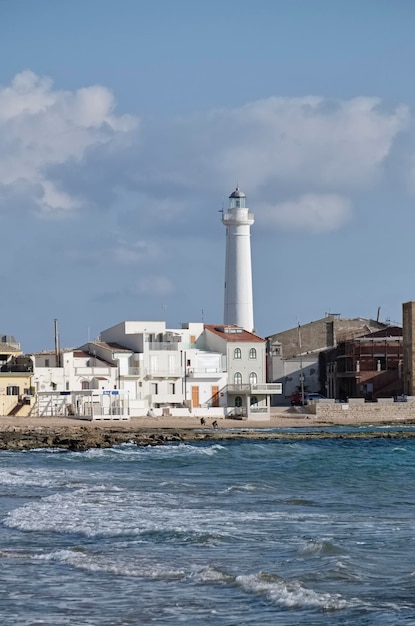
<box><xmin>222</xmin><ymin>187</ymin><xmax>255</xmax><ymax>332</ymax></box>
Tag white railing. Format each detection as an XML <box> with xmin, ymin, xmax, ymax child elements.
<box><xmin>253</xmin><ymin>383</ymin><xmax>282</xmax><ymax>393</ymax></box>
<box><xmin>147</xmin><ymin>342</ymin><xmax>179</xmax><ymax>351</ymax></box>
<box><xmin>75</xmin><ymin>367</ymin><xmax>111</xmax><ymax>376</ymax></box>
<box><xmin>147</xmin><ymin>369</ymin><xmax>182</xmax><ymax>378</ymax></box>
<box><xmin>226</xmin><ymin>383</ymin><xmax>282</xmax><ymax>394</ymax></box>
<box><xmin>222</xmin><ymin>212</ymin><xmax>254</xmax><ymax>223</ymax></box>
<box><xmin>126</xmin><ymin>367</ymin><xmax>144</xmax><ymax>376</ymax></box>
<box><xmin>187</xmin><ymin>368</ymin><xmax>223</xmax><ymax>376</ymax></box>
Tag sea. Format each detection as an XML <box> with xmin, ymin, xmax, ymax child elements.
<box><xmin>1</xmin><ymin>426</ymin><xmax>415</xmax><ymax>625</ymax></box>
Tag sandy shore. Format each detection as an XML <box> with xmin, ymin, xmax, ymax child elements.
<box><xmin>0</xmin><ymin>408</ymin><xmax>415</xmax><ymax>450</ymax></box>
<box><xmin>1</xmin><ymin>407</ymin><xmax>415</xmax><ymax>432</ymax></box>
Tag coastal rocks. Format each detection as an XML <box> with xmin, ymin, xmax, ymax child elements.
<box><xmin>0</xmin><ymin>424</ymin><xmax>415</xmax><ymax>451</ymax></box>
<box><xmin>0</xmin><ymin>426</ymin><xmax>188</xmax><ymax>451</ymax></box>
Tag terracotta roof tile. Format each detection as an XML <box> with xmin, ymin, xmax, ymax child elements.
<box><xmin>204</xmin><ymin>324</ymin><xmax>264</xmax><ymax>343</ymax></box>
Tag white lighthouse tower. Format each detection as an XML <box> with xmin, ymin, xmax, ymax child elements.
<box><xmin>222</xmin><ymin>187</ymin><xmax>255</xmax><ymax>332</ymax></box>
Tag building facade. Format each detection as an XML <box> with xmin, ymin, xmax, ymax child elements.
<box><xmin>322</xmin><ymin>327</ymin><xmax>403</xmax><ymax>401</ymax></box>
<box><xmin>0</xmin><ymin>336</ymin><xmax>34</xmax><ymax>416</ymax></box>
<box><xmin>204</xmin><ymin>324</ymin><xmax>281</xmax><ymax>418</ymax></box>
<box><xmin>267</xmin><ymin>314</ymin><xmax>390</xmax><ymax>403</ymax></box>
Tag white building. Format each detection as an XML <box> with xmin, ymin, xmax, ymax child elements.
<box><xmin>31</xmin><ymin>349</ymin><xmax>118</xmax><ymax>393</ymax></box>
<box><xmin>88</xmin><ymin>320</ymin><xmax>227</xmax><ymax>416</ymax></box>
<box><xmin>30</xmin><ymin>349</ymin><xmax>120</xmax><ymax>417</ymax></box>
<box><xmin>30</xmin><ymin>320</ymin><xmax>281</xmax><ymax>419</ymax></box>
<box><xmin>204</xmin><ymin>324</ymin><xmax>281</xmax><ymax>418</ymax></box>
<box><xmin>86</xmin><ymin>320</ymin><xmax>281</xmax><ymax>418</ymax></box>
<box><xmin>222</xmin><ymin>187</ymin><xmax>255</xmax><ymax>332</ymax></box>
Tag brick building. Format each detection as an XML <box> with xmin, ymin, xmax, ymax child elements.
<box><xmin>267</xmin><ymin>314</ymin><xmax>389</xmax><ymax>402</ymax></box>
<box><xmin>321</xmin><ymin>326</ymin><xmax>403</xmax><ymax>401</ymax></box>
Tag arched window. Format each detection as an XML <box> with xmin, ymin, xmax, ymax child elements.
<box><xmin>234</xmin><ymin>347</ymin><xmax>242</xmax><ymax>360</ymax></box>
<box><xmin>249</xmin><ymin>348</ymin><xmax>257</xmax><ymax>359</ymax></box>
<box><xmin>249</xmin><ymin>372</ymin><xmax>257</xmax><ymax>385</ymax></box>
<box><xmin>81</xmin><ymin>380</ymin><xmax>90</xmax><ymax>390</ymax></box>
<box><xmin>235</xmin><ymin>396</ymin><xmax>242</xmax><ymax>407</ymax></box>
<box><xmin>234</xmin><ymin>372</ymin><xmax>242</xmax><ymax>385</ymax></box>
<box><xmin>250</xmin><ymin>396</ymin><xmax>258</xmax><ymax>406</ymax></box>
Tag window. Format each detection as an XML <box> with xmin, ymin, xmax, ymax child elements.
<box><xmin>250</xmin><ymin>396</ymin><xmax>258</xmax><ymax>406</ymax></box>
<box><xmin>169</xmin><ymin>383</ymin><xmax>175</xmax><ymax>395</ymax></box>
<box><xmin>45</xmin><ymin>359</ymin><xmax>49</xmax><ymax>367</ymax></box>
<box><xmin>6</xmin><ymin>385</ymin><xmax>19</xmax><ymax>396</ymax></box>
<box><xmin>66</xmin><ymin>382</ymin><xmax>69</xmax><ymax>391</ymax></box>
<box><xmin>81</xmin><ymin>380</ymin><xmax>90</xmax><ymax>390</ymax></box>
<box><xmin>234</xmin><ymin>372</ymin><xmax>242</xmax><ymax>385</ymax></box>
<box><xmin>234</xmin><ymin>347</ymin><xmax>242</xmax><ymax>359</ymax></box>
<box><xmin>235</xmin><ymin>396</ymin><xmax>242</xmax><ymax>407</ymax></box>
<box><xmin>151</xmin><ymin>383</ymin><xmax>158</xmax><ymax>395</ymax></box>
<box><xmin>249</xmin><ymin>348</ymin><xmax>257</xmax><ymax>359</ymax></box>
<box><xmin>249</xmin><ymin>372</ymin><xmax>257</xmax><ymax>385</ymax></box>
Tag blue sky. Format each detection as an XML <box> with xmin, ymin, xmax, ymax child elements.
<box><xmin>1</xmin><ymin>0</ymin><xmax>415</xmax><ymax>351</ymax></box>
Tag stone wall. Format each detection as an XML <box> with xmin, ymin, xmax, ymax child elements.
<box><xmin>403</xmin><ymin>301</ymin><xmax>415</xmax><ymax>396</ymax></box>
<box><xmin>310</xmin><ymin>398</ymin><xmax>415</xmax><ymax>420</ymax></box>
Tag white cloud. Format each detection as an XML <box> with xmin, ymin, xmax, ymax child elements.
<box><xmin>262</xmin><ymin>193</ymin><xmax>352</xmax><ymax>234</ymax></box>
<box><xmin>0</xmin><ymin>72</ymin><xmax>409</xmax><ymax>237</ymax></box>
<box><xmin>207</xmin><ymin>97</ymin><xmax>409</xmax><ymax>192</ymax></box>
<box><xmin>0</xmin><ymin>70</ymin><xmax>137</xmax><ymax>215</ymax></box>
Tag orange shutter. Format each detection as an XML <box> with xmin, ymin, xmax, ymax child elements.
<box><xmin>191</xmin><ymin>386</ymin><xmax>200</xmax><ymax>408</ymax></box>
<box><xmin>211</xmin><ymin>385</ymin><xmax>219</xmax><ymax>407</ymax></box>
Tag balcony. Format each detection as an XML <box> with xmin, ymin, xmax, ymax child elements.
<box><xmin>146</xmin><ymin>369</ymin><xmax>182</xmax><ymax>379</ymax></box>
<box><xmin>125</xmin><ymin>367</ymin><xmax>144</xmax><ymax>376</ymax></box>
<box><xmin>147</xmin><ymin>342</ymin><xmax>179</xmax><ymax>351</ymax></box>
<box><xmin>222</xmin><ymin>212</ymin><xmax>254</xmax><ymax>224</ymax></box>
<box><xmin>226</xmin><ymin>383</ymin><xmax>282</xmax><ymax>394</ymax></box>
<box><xmin>186</xmin><ymin>367</ymin><xmax>223</xmax><ymax>378</ymax></box>
<box><xmin>75</xmin><ymin>367</ymin><xmax>112</xmax><ymax>376</ymax></box>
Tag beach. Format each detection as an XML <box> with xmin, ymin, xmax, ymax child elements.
<box><xmin>1</xmin><ymin>407</ymin><xmax>415</xmax><ymax>450</ymax></box>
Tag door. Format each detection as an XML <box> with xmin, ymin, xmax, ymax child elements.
<box><xmin>191</xmin><ymin>386</ymin><xmax>200</xmax><ymax>408</ymax></box>
<box><xmin>211</xmin><ymin>385</ymin><xmax>219</xmax><ymax>407</ymax></box>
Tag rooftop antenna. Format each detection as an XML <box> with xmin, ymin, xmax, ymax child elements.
<box><xmin>376</xmin><ymin>306</ymin><xmax>381</xmax><ymax>323</ymax></box>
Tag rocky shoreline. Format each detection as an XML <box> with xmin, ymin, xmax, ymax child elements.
<box><xmin>1</xmin><ymin>422</ymin><xmax>415</xmax><ymax>451</ymax></box>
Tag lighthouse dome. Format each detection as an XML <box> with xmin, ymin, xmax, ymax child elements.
<box><xmin>229</xmin><ymin>187</ymin><xmax>246</xmax><ymax>199</ymax></box>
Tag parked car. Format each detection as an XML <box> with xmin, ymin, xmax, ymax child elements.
<box><xmin>394</xmin><ymin>395</ymin><xmax>407</xmax><ymax>402</ymax></box>
<box><xmin>291</xmin><ymin>392</ymin><xmax>327</xmax><ymax>406</ymax></box>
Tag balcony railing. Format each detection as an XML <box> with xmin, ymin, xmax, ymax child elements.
<box><xmin>226</xmin><ymin>383</ymin><xmax>282</xmax><ymax>394</ymax></box>
<box><xmin>249</xmin><ymin>406</ymin><xmax>269</xmax><ymax>413</ymax></box>
<box><xmin>147</xmin><ymin>369</ymin><xmax>182</xmax><ymax>378</ymax></box>
<box><xmin>187</xmin><ymin>368</ymin><xmax>223</xmax><ymax>377</ymax></box>
<box><xmin>222</xmin><ymin>212</ymin><xmax>254</xmax><ymax>224</ymax></box>
<box><xmin>126</xmin><ymin>367</ymin><xmax>144</xmax><ymax>376</ymax></box>
<box><xmin>147</xmin><ymin>342</ymin><xmax>179</xmax><ymax>351</ymax></box>
<box><xmin>75</xmin><ymin>367</ymin><xmax>112</xmax><ymax>376</ymax></box>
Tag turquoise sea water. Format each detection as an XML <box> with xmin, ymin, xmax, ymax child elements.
<box><xmin>1</xmin><ymin>428</ymin><xmax>415</xmax><ymax>625</ymax></box>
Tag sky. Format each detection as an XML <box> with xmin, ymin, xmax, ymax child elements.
<box><xmin>1</xmin><ymin>0</ymin><xmax>415</xmax><ymax>352</ymax></box>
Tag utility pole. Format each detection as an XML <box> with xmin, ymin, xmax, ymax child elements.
<box><xmin>54</xmin><ymin>319</ymin><xmax>60</xmax><ymax>368</ymax></box>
